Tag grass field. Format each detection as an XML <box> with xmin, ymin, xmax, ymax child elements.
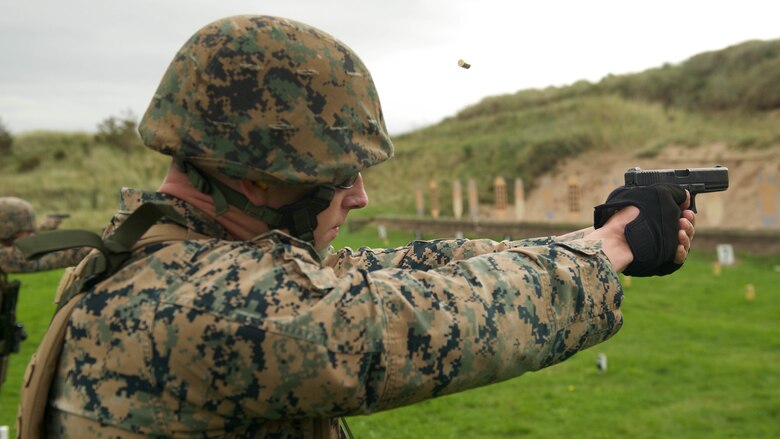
<box><xmin>2</xmin><ymin>226</ymin><xmax>779</xmax><ymax>438</ymax></box>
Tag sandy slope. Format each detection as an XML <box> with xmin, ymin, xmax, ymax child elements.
<box><xmin>514</xmin><ymin>144</ymin><xmax>780</xmax><ymax>231</ymax></box>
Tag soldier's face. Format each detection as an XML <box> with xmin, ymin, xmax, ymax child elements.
<box><xmin>312</xmin><ymin>174</ymin><xmax>369</xmax><ymax>250</ymax></box>
<box><xmin>263</xmin><ymin>175</ymin><xmax>369</xmax><ymax>250</ymax></box>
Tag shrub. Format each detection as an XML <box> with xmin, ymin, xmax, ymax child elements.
<box><xmin>94</xmin><ymin>109</ymin><xmax>141</xmax><ymax>153</ymax></box>
<box><xmin>18</xmin><ymin>157</ymin><xmax>41</xmax><ymax>172</ymax></box>
<box><xmin>0</xmin><ymin>117</ymin><xmax>13</xmax><ymax>154</ymax></box>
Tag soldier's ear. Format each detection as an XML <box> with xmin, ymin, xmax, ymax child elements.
<box><xmin>239</xmin><ymin>180</ymin><xmax>268</xmax><ymax>207</ymax></box>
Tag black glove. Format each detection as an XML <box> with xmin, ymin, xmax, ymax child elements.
<box><xmin>594</xmin><ymin>183</ymin><xmax>687</xmax><ymax>277</ymax></box>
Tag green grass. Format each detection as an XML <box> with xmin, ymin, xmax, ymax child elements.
<box><xmin>344</xmin><ymin>249</ymin><xmax>780</xmax><ymax>439</ymax></box>
<box><xmin>2</xmin><ymin>229</ymin><xmax>779</xmax><ymax>438</ymax></box>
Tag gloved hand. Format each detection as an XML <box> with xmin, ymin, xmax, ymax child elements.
<box><xmin>594</xmin><ymin>184</ymin><xmax>687</xmax><ymax>277</ymax></box>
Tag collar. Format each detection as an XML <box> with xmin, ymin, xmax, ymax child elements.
<box><xmin>103</xmin><ymin>187</ymin><xmax>232</xmax><ymax>240</ymax></box>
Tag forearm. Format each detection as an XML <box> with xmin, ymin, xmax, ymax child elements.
<box><xmin>375</xmin><ymin>240</ymin><xmax>623</xmax><ymax>408</ymax></box>
<box><xmin>0</xmin><ymin>246</ymin><xmax>90</xmax><ymax>273</ymax></box>
<box><xmin>325</xmin><ymin>236</ymin><xmax>558</xmax><ymax>274</ymax></box>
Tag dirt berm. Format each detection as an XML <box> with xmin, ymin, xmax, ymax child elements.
<box><xmin>522</xmin><ymin>143</ymin><xmax>780</xmax><ymax>232</ymax></box>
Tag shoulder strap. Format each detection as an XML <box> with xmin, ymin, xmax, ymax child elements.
<box><xmin>135</xmin><ymin>223</ymin><xmax>210</xmax><ymax>248</ymax></box>
<box><xmin>16</xmin><ymin>202</ymin><xmax>186</xmax><ymax>312</ymax></box>
<box><xmin>14</xmin><ymin>202</ymin><xmax>188</xmax><ymax>438</ymax></box>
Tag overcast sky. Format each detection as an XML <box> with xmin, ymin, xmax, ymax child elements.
<box><xmin>2</xmin><ymin>0</ymin><xmax>779</xmax><ymax>136</ymax></box>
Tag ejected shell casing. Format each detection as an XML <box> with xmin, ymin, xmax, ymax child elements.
<box><xmin>458</xmin><ymin>59</ymin><xmax>471</xmax><ymax>69</ymax></box>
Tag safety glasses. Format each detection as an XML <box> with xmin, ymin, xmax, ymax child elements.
<box><xmin>336</xmin><ymin>172</ymin><xmax>361</xmax><ymax>189</ymax></box>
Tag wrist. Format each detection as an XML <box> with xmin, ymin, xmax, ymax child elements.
<box><xmin>587</xmin><ymin>205</ymin><xmax>640</xmax><ymax>272</ymax></box>
<box><xmin>587</xmin><ymin>227</ymin><xmax>633</xmax><ymax>272</ymax></box>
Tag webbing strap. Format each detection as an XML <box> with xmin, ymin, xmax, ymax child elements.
<box><xmin>340</xmin><ymin>417</ymin><xmax>355</xmax><ymax>439</ymax></box>
<box><xmin>15</xmin><ymin>230</ymin><xmax>105</xmax><ymax>259</ymax></box>
<box><xmin>16</xmin><ymin>202</ymin><xmax>186</xmax><ymax>310</ymax></box>
<box><xmin>177</xmin><ymin>160</ymin><xmax>335</xmax><ymax>244</ymax></box>
<box><xmin>179</xmin><ymin>160</ymin><xmax>284</xmax><ymax>223</ymax></box>
<box><xmin>106</xmin><ymin>202</ymin><xmax>185</xmax><ymax>251</ymax></box>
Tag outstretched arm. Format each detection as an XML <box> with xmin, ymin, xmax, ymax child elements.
<box><xmin>0</xmin><ymin>245</ymin><xmax>90</xmax><ymax>273</ymax></box>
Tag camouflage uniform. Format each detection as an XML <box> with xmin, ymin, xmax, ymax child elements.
<box><xmin>45</xmin><ymin>187</ymin><xmax>623</xmax><ymax>437</ymax></box>
<box><xmin>0</xmin><ymin>197</ymin><xmax>88</xmax><ymax>274</ymax></box>
<box><xmin>37</xmin><ymin>15</ymin><xmax>624</xmax><ymax>438</ymax></box>
<box><xmin>0</xmin><ymin>245</ymin><xmax>90</xmax><ymax>274</ymax></box>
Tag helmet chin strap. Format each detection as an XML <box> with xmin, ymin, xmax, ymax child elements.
<box><xmin>177</xmin><ymin>160</ymin><xmax>334</xmax><ymax>243</ymax></box>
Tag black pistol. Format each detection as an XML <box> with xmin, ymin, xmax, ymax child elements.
<box><xmin>624</xmin><ymin>166</ymin><xmax>729</xmax><ymax>213</ymax></box>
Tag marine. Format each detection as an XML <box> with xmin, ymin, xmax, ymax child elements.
<box><xmin>0</xmin><ymin>197</ymin><xmax>88</xmax><ymax>274</ymax></box>
<box><xmin>16</xmin><ymin>15</ymin><xmax>695</xmax><ymax>438</ymax></box>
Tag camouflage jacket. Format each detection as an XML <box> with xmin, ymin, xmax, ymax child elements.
<box><xmin>47</xmin><ymin>188</ymin><xmax>624</xmax><ymax>438</ymax></box>
<box><xmin>0</xmin><ymin>243</ymin><xmax>89</xmax><ymax>274</ymax></box>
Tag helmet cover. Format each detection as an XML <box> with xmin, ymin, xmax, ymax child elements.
<box><xmin>0</xmin><ymin>197</ymin><xmax>36</xmax><ymax>240</ymax></box>
<box><xmin>139</xmin><ymin>15</ymin><xmax>394</xmax><ymax>186</ymax></box>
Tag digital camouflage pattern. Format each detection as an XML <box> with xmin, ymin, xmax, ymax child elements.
<box><xmin>0</xmin><ymin>245</ymin><xmax>90</xmax><ymax>274</ymax></box>
<box><xmin>46</xmin><ymin>188</ymin><xmax>624</xmax><ymax>437</ymax></box>
<box><xmin>0</xmin><ymin>197</ymin><xmax>35</xmax><ymax>241</ymax></box>
<box><xmin>139</xmin><ymin>15</ymin><xmax>394</xmax><ymax>187</ymax></box>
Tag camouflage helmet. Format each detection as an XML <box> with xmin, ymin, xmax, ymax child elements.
<box><xmin>139</xmin><ymin>15</ymin><xmax>394</xmax><ymax>186</ymax></box>
<box><xmin>0</xmin><ymin>197</ymin><xmax>36</xmax><ymax>241</ymax></box>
